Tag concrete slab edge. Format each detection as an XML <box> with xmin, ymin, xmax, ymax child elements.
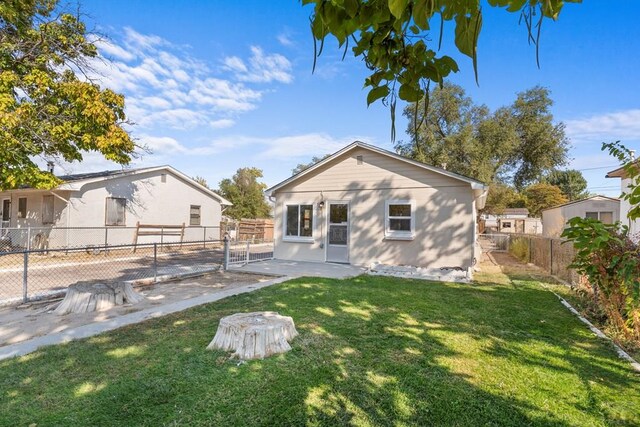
<box><xmin>0</xmin><ymin>276</ymin><xmax>291</xmax><ymax>361</ymax></box>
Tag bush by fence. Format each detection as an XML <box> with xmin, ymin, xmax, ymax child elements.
<box><xmin>480</xmin><ymin>233</ymin><xmax>581</xmax><ymax>285</ymax></box>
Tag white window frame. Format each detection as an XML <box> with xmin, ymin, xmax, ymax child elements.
<box><xmin>283</xmin><ymin>203</ymin><xmax>314</xmax><ymax>243</ymax></box>
<box><xmin>586</xmin><ymin>211</ymin><xmax>613</xmax><ymax>222</ymax></box>
<box><xmin>384</xmin><ymin>199</ymin><xmax>415</xmax><ymax>240</ymax></box>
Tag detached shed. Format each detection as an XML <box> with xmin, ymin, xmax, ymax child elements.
<box><xmin>541</xmin><ymin>195</ymin><xmax>620</xmax><ymax>238</ymax></box>
<box><xmin>266</xmin><ymin>141</ymin><xmax>488</xmax><ymax>276</ymax></box>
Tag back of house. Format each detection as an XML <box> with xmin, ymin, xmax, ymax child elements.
<box><xmin>267</xmin><ymin>142</ymin><xmax>487</xmax><ymax>276</ymax></box>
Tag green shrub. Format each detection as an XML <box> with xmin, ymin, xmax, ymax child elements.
<box><xmin>509</xmin><ymin>237</ymin><xmax>530</xmax><ymax>262</ymax></box>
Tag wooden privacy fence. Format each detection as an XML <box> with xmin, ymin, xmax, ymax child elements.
<box><xmin>507</xmin><ymin>233</ymin><xmax>581</xmax><ymax>285</ymax></box>
<box><xmin>221</xmin><ymin>219</ymin><xmax>273</xmax><ymax>242</ymax></box>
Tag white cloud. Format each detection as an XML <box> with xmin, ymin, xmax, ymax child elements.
<box><xmin>86</xmin><ymin>29</ymin><xmax>293</xmax><ymax>133</ymax></box>
<box><xmin>93</xmin><ymin>39</ymin><xmax>136</xmax><ymax>62</ymax></box>
<box><xmin>200</xmin><ymin>133</ymin><xmax>369</xmax><ymax>160</ymax></box>
<box><xmin>277</xmin><ymin>33</ymin><xmax>294</xmax><ymax>47</ymax></box>
<box><xmin>139</xmin><ymin>135</ymin><xmax>188</xmax><ymax>154</ymax></box>
<box><xmin>225</xmin><ymin>46</ymin><xmax>293</xmax><ymax>84</ymax></box>
<box><xmin>223</xmin><ymin>56</ymin><xmax>248</xmax><ymax>73</ymax></box>
<box><xmin>565</xmin><ymin>109</ymin><xmax>640</xmax><ymax>143</ymax></box>
<box><xmin>210</xmin><ymin>119</ymin><xmax>235</xmax><ymax>129</ymax></box>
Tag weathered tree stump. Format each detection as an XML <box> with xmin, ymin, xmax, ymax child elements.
<box><xmin>207</xmin><ymin>311</ymin><xmax>298</xmax><ymax>360</ymax></box>
<box><xmin>54</xmin><ymin>281</ymin><xmax>144</xmax><ymax>315</ymax></box>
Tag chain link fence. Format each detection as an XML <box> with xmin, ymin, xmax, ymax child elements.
<box><xmin>0</xmin><ymin>236</ymin><xmax>274</xmax><ymax>306</ymax></box>
<box><xmin>479</xmin><ymin>233</ymin><xmax>580</xmax><ymax>284</ymax></box>
<box><xmin>0</xmin><ymin>225</ymin><xmax>224</xmax><ymax>252</ymax></box>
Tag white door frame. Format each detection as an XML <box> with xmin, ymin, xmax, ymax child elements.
<box><xmin>325</xmin><ymin>200</ymin><xmax>350</xmax><ymax>263</ymax></box>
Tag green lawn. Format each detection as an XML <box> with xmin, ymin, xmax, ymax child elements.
<box><xmin>1</xmin><ymin>272</ymin><xmax>639</xmax><ymax>426</ymax></box>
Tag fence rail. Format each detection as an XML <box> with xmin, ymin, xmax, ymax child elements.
<box><xmin>479</xmin><ymin>233</ymin><xmax>580</xmax><ymax>285</ymax></box>
<box><xmin>0</xmin><ymin>225</ymin><xmax>223</xmax><ymax>252</ymax></box>
<box><xmin>0</xmin><ymin>237</ymin><xmax>273</xmax><ymax>305</ymax></box>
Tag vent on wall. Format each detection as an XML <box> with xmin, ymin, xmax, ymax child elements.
<box><xmin>356</xmin><ymin>155</ymin><xmax>363</xmax><ymax>165</ymax></box>
<box><xmin>161</xmin><ymin>174</ymin><xmax>167</xmax><ymax>183</ymax></box>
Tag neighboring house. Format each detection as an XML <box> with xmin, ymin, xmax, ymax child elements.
<box><xmin>481</xmin><ymin>208</ymin><xmax>538</xmax><ymax>233</ymax></box>
<box><xmin>265</xmin><ymin>141</ymin><xmax>488</xmax><ymax>275</ymax></box>
<box><xmin>541</xmin><ymin>195</ymin><xmax>620</xmax><ymax>238</ymax></box>
<box><xmin>606</xmin><ymin>164</ymin><xmax>638</xmax><ymax>236</ymax></box>
<box><xmin>0</xmin><ymin>166</ymin><xmax>231</xmax><ymax>247</ymax></box>
<box><xmin>497</xmin><ymin>217</ymin><xmax>542</xmax><ymax>234</ymax></box>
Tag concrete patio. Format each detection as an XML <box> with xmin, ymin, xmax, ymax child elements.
<box><xmin>229</xmin><ymin>259</ymin><xmax>366</xmax><ymax>279</ymax></box>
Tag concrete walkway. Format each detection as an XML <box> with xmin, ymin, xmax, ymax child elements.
<box><xmin>229</xmin><ymin>259</ymin><xmax>366</xmax><ymax>279</ymax></box>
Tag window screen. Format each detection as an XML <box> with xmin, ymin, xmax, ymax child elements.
<box><xmin>42</xmin><ymin>195</ymin><xmax>54</xmax><ymax>224</ymax></box>
<box><xmin>190</xmin><ymin>205</ymin><xmax>201</xmax><ymax>226</ymax></box>
<box><xmin>105</xmin><ymin>198</ymin><xmax>126</xmax><ymax>226</ymax></box>
<box><xmin>17</xmin><ymin>197</ymin><xmax>27</xmax><ymax>219</ymax></box>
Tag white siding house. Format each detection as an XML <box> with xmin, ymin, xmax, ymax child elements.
<box><xmin>266</xmin><ymin>142</ymin><xmax>488</xmax><ymax>276</ymax></box>
<box><xmin>0</xmin><ymin>166</ymin><xmax>231</xmax><ymax>247</ymax></box>
<box><xmin>541</xmin><ymin>195</ymin><xmax>620</xmax><ymax>238</ymax></box>
<box><xmin>606</xmin><ymin>164</ymin><xmax>638</xmax><ymax>236</ymax></box>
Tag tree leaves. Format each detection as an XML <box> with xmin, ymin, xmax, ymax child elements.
<box><xmin>304</xmin><ymin>0</ymin><xmax>576</xmax><ymax>138</ymax></box>
<box><xmin>0</xmin><ymin>0</ymin><xmax>135</xmax><ymax>190</ymax></box>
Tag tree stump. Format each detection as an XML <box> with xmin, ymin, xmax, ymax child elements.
<box><xmin>54</xmin><ymin>281</ymin><xmax>144</xmax><ymax>315</ymax></box>
<box><xmin>207</xmin><ymin>311</ymin><xmax>298</xmax><ymax>360</ymax></box>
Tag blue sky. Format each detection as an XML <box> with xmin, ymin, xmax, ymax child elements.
<box><xmin>64</xmin><ymin>0</ymin><xmax>640</xmax><ymax>196</ymax></box>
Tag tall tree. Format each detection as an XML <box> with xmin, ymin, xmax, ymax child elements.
<box><xmin>545</xmin><ymin>169</ymin><xmax>588</xmax><ymax>201</ymax></box>
<box><xmin>399</xmin><ymin>84</ymin><xmax>568</xmax><ymax>187</ymax></box>
<box><xmin>291</xmin><ymin>154</ymin><xmax>330</xmax><ymax>176</ymax></box>
<box><xmin>483</xmin><ymin>184</ymin><xmax>526</xmax><ymax>215</ymax></box>
<box><xmin>192</xmin><ymin>176</ymin><xmax>210</xmax><ymax>189</ymax></box>
<box><xmin>524</xmin><ymin>182</ymin><xmax>568</xmax><ymax>217</ymax></box>
<box><xmin>305</xmin><ymin>0</ymin><xmax>578</xmax><ymax>134</ymax></box>
<box><xmin>217</xmin><ymin>168</ymin><xmax>271</xmax><ymax>220</ymax></box>
<box><xmin>1</xmin><ymin>0</ymin><xmax>135</xmax><ymax>189</ymax></box>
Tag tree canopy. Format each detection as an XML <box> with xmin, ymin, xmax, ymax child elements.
<box><xmin>545</xmin><ymin>169</ymin><xmax>588</xmax><ymax>201</ymax></box>
<box><xmin>291</xmin><ymin>154</ymin><xmax>331</xmax><ymax>176</ymax></box>
<box><xmin>523</xmin><ymin>182</ymin><xmax>567</xmax><ymax>217</ymax></box>
<box><xmin>0</xmin><ymin>0</ymin><xmax>135</xmax><ymax>190</ymax></box>
<box><xmin>397</xmin><ymin>83</ymin><xmax>568</xmax><ymax>189</ymax></box>
<box><xmin>304</xmin><ymin>0</ymin><xmax>579</xmax><ymax>136</ymax></box>
<box><xmin>217</xmin><ymin>167</ymin><xmax>272</xmax><ymax>220</ymax></box>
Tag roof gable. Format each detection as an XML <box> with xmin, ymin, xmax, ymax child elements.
<box><xmin>266</xmin><ymin>141</ymin><xmax>486</xmax><ymax>195</ymax></box>
<box><xmin>541</xmin><ymin>195</ymin><xmax>620</xmax><ymax>212</ymax></box>
<box><xmin>58</xmin><ymin>166</ymin><xmax>232</xmax><ymax>205</ymax></box>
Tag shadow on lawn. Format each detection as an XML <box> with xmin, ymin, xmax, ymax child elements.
<box><xmin>1</xmin><ymin>275</ymin><xmax>639</xmax><ymax>426</ymax></box>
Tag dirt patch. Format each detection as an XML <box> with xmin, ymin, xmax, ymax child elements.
<box><xmin>0</xmin><ymin>270</ymin><xmax>275</xmax><ymax>347</ymax></box>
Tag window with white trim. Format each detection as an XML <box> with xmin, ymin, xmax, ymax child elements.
<box><xmin>385</xmin><ymin>200</ymin><xmax>415</xmax><ymax>239</ymax></box>
<box><xmin>285</xmin><ymin>204</ymin><xmax>313</xmax><ymax>239</ymax></box>
<box><xmin>586</xmin><ymin>211</ymin><xmax>614</xmax><ymax>223</ymax></box>
<box><xmin>105</xmin><ymin>197</ymin><xmax>126</xmax><ymax>226</ymax></box>
<box><xmin>42</xmin><ymin>195</ymin><xmax>54</xmax><ymax>224</ymax></box>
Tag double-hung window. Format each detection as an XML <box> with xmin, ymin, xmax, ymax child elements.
<box><xmin>105</xmin><ymin>197</ymin><xmax>126</xmax><ymax>226</ymax></box>
<box><xmin>285</xmin><ymin>204</ymin><xmax>313</xmax><ymax>240</ymax></box>
<box><xmin>385</xmin><ymin>200</ymin><xmax>415</xmax><ymax>240</ymax></box>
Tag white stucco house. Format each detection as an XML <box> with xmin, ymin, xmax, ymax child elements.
<box><xmin>606</xmin><ymin>164</ymin><xmax>638</xmax><ymax>236</ymax></box>
<box><xmin>541</xmin><ymin>195</ymin><xmax>620</xmax><ymax>238</ymax></box>
<box><xmin>0</xmin><ymin>166</ymin><xmax>231</xmax><ymax>248</ymax></box>
<box><xmin>266</xmin><ymin>141</ymin><xmax>488</xmax><ymax>277</ymax></box>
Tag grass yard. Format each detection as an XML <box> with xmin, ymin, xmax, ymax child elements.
<box><xmin>1</xmin><ymin>271</ymin><xmax>639</xmax><ymax>426</ymax></box>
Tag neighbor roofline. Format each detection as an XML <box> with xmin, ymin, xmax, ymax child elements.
<box><xmin>540</xmin><ymin>195</ymin><xmax>620</xmax><ymax>212</ymax></box>
<box><xmin>58</xmin><ymin>165</ymin><xmax>232</xmax><ymax>206</ymax></box>
<box><xmin>265</xmin><ymin>141</ymin><xmax>487</xmax><ymax>195</ymax></box>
